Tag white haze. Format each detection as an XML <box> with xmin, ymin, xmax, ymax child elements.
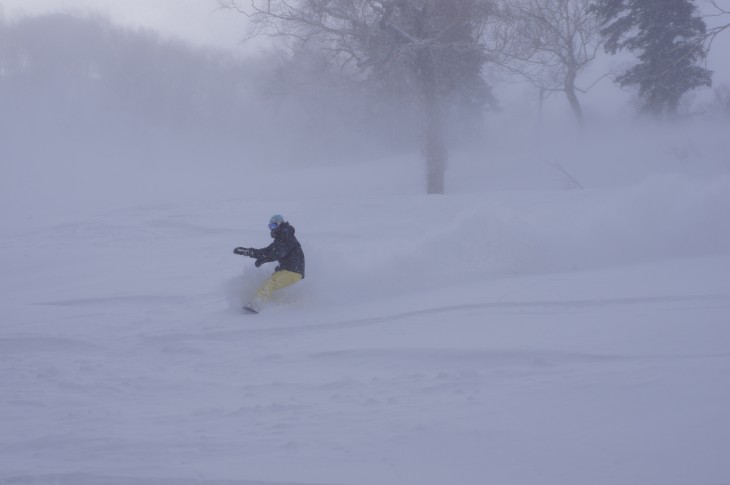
<box><xmin>1</xmin><ymin>7</ymin><xmax>730</xmax><ymax>485</ymax></box>
<box><xmin>0</xmin><ymin>0</ymin><xmax>252</xmax><ymax>52</ymax></box>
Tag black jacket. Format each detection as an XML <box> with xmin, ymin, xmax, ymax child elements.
<box><xmin>249</xmin><ymin>222</ymin><xmax>305</xmax><ymax>278</ymax></box>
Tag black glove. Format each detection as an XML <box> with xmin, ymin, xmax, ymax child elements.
<box><xmin>254</xmin><ymin>259</ymin><xmax>264</xmax><ymax>267</ymax></box>
<box><xmin>233</xmin><ymin>247</ymin><xmax>251</xmax><ymax>256</ymax></box>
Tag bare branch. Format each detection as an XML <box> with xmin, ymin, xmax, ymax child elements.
<box><xmin>220</xmin><ymin>0</ymin><xmax>496</xmax><ymax>195</ymax></box>
<box><xmin>488</xmin><ymin>0</ymin><xmax>604</xmax><ymax>122</ymax></box>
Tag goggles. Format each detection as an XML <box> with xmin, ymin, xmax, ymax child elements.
<box><xmin>268</xmin><ymin>222</ymin><xmax>279</xmax><ymax>230</ymax></box>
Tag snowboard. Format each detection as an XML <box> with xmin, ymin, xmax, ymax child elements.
<box><xmin>243</xmin><ymin>305</ymin><xmax>259</xmax><ymax>314</ymax></box>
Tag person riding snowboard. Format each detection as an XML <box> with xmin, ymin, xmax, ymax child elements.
<box><xmin>233</xmin><ymin>214</ymin><xmax>305</xmax><ymax>313</ymax></box>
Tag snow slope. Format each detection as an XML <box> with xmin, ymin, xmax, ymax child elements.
<box><xmin>2</xmin><ymin>156</ymin><xmax>730</xmax><ymax>485</ymax></box>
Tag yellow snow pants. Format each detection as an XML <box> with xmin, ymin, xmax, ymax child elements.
<box><xmin>255</xmin><ymin>270</ymin><xmax>302</xmax><ymax>302</ymax></box>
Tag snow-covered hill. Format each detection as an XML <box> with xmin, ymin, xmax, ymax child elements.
<box><xmin>2</xmin><ymin>157</ymin><xmax>729</xmax><ymax>484</ymax></box>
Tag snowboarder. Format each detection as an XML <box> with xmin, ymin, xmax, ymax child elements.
<box><xmin>233</xmin><ymin>214</ymin><xmax>305</xmax><ymax>313</ymax></box>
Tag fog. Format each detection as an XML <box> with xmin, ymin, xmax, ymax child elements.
<box><xmin>2</xmin><ymin>9</ymin><xmax>730</xmax><ymax>282</ymax></box>
<box><xmin>2</xmin><ymin>9</ymin><xmax>728</xmax><ymax>223</ymax></box>
<box><xmin>2</xmin><ymin>8</ymin><xmax>730</xmax><ymax>485</ymax></box>
<box><xmin>0</xmin><ymin>13</ymin><xmax>416</xmax><ymax>216</ymax></box>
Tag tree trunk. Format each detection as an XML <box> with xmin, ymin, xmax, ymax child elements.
<box><xmin>565</xmin><ymin>69</ymin><xmax>584</xmax><ymax>125</ymax></box>
<box><xmin>418</xmin><ymin>47</ymin><xmax>446</xmax><ymax>195</ymax></box>
<box><xmin>424</xmin><ymin>91</ymin><xmax>446</xmax><ymax>195</ymax></box>
<box><xmin>536</xmin><ymin>87</ymin><xmax>546</xmax><ymax>145</ymax></box>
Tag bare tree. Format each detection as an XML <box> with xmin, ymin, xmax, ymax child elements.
<box><xmin>703</xmin><ymin>0</ymin><xmax>730</xmax><ymax>54</ymax></box>
<box><xmin>220</xmin><ymin>0</ymin><xmax>494</xmax><ymax>194</ymax></box>
<box><xmin>703</xmin><ymin>1</ymin><xmax>730</xmax><ymax>116</ymax></box>
<box><xmin>490</xmin><ymin>0</ymin><xmax>602</xmax><ymax>124</ymax></box>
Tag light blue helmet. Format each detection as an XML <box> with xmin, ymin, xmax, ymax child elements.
<box><xmin>269</xmin><ymin>214</ymin><xmax>284</xmax><ymax>230</ymax></box>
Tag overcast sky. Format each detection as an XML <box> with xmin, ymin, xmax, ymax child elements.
<box><xmin>0</xmin><ymin>0</ymin><xmax>254</xmax><ymax>52</ymax></box>
<box><xmin>1</xmin><ymin>0</ymin><xmax>727</xmax><ymax>84</ymax></box>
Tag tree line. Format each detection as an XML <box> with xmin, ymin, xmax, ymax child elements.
<box><xmin>1</xmin><ymin>3</ymin><xmax>728</xmax><ymax>194</ymax></box>
<box><xmin>222</xmin><ymin>0</ymin><xmax>729</xmax><ymax>193</ymax></box>
<box><xmin>0</xmin><ymin>13</ymin><xmax>411</xmax><ymax>171</ymax></box>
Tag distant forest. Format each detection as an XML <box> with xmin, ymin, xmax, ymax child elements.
<box><xmin>0</xmin><ymin>13</ymin><xmax>418</xmax><ymax>169</ymax></box>
<box><xmin>1</xmin><ymin>7</ymin><xmax>728</xmax><ymax>186</ymax></box>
